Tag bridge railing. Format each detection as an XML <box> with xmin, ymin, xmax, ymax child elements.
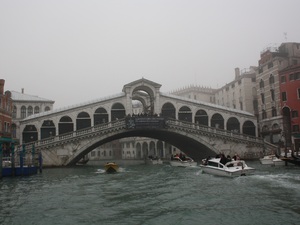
<box><xmin>166</xmin><ymin>118</ymin><xmax>263</xmax><ymax>144</ymax></box>
<box><xmin>22</xmin><ymin>119</ymin><xmax>127</xmax><ymax>150</ymax></box>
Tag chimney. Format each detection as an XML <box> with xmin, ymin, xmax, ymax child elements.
<box><xmin>235</xmin><ymin>68</ymin><xmax>240</xmax><ymax>79</ymax></box>
<box><xmin>22</xmin><ymin>88</ymin><xmax>24</xmax><ymax>94</ymax></box>
<box><xmin>0</xmin><ymin>79</ymin><xmax>5</xmax><ymax>95</ymax></box>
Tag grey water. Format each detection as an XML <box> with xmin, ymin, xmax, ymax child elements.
<box><xmin>1</xmin><ymin>161</ymin><xmax>300</xmax><ymax>225</ymax></box>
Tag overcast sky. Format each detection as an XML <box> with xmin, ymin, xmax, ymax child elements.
<box><xmin>1</xmin><ymin>0</ymin><xmax>299</xmax><ymax>109</ymax></box>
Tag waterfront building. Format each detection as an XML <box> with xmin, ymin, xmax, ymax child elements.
<box><xmin>279</xmin><ymin>64</ymin><xmax>300</xmax><ymax>152</ymax></box>
<box><xmin>11</xmin><ymin>89</ymin><xmax>54</xmax><ymax>143</ymax></box>
<box><xmin>214</xmin><ymin>67</ymin><xmax>258</xmax><ymax>115</ymax></box>
<box><xmin>0</xmin><ymin>79</ymin><xmax>13</xmax><ymax>157</ymax></box>
<box><xmin>256</xmin><ymin>42</ymin><xmax>300</xmax><ymax>145</ymax></box>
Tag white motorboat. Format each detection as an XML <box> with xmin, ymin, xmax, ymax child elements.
<box><xmin>170</xmin><ymin>156</ymin><xmax>197</xmax><ymax>167</ymax></box>
<box><xmin>259</xmin><ymin>155</ymin><xmax>276</xmax><ymax>165</ymax></box>
<box><xmin>200</xmin><ymin>157</ymin><xmax>255</xmax><ymax>177</ymax></box>
<box><xmin>260</xmin><ymin>155</ymin><xmax>284</xmax><ymax>166</ymax></box>
<box><xmin>272</xmin><ymin>157</ymin><xmax>285</xmax><ymax>166</ymax></box>
<box><xmin>147</xmin><ymin>157</ymin><xmax>163</xmax><ymax>165</ymax></box>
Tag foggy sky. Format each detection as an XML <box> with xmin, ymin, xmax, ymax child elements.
<box><xmin>1</xmin><ymin>0</ymin><xmax>299</xmax><ymax>109</ymax></box>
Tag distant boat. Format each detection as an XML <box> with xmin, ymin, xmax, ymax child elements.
<box><xmin>104</xmin><ymin>162</ymin><xmax>119</xmax><ymax>173</ymax></box>
<box><xmin>147</xmin><ymin>156</ymin><xmax>163</xmax><ymax>165</ymax></box>
<box><xmin>170</xmin><ymin>156</ymin><xmax>197</xmax><ymax>167</ymax></box>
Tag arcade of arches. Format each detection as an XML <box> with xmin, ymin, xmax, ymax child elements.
<box><xmin>22</xmin><ymin>102</ymin><xmax>256</xmax><ymax>143</ymax></box>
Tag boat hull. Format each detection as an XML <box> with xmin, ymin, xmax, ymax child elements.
<box><xmin>170</xmin><ymin>161</ymin><xmax>197</xmax><ymax>167</ymax></box>
<box><xmin>2</xmin><ymin>166</ymin><xmax>38</xmax><ymax>177</ymax></box>
<box><xmin>104</xmin><ymin>163</ymin><xmax>119</xmax><ymax>173</ymax></box>
<box><xmin>200</xmin><ymin>166</ymin><xmax>255</xmax><ymax>177</ymax></box>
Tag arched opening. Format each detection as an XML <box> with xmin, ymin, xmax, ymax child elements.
<box><xmin>195</xmin><ymin>109</ymin><xmax>208</xmax><ymax>126</ymax></box>
<box><xmin>242</xmin><ymin>121</ymin><xmax>256</xmax><ymax>136</ymax></box>
<box><xmin>136</xmin><ymin>142</ymin><xmax>142</xmax><ymax>159</ymax></box>
<box><xmin>161</xmin><ymin>102</ymin><xmax>176</xmax><ymax>119</ymax></box>
<box><xmin>142</xmin><ymin>142</ymin><xmax>148</xmax><ymax>158</ymax></box>
<box><xmin>211</xmin><ymin>113</ymin><xmax>224</xmax><ymax>129</ymax></box>
<box><xmin>59</xmin><ymin>116</ymin><xmax>74</xmax><ymax>135</ymax></box>
<box><xmin>178</xmin><ymin>106</ymin><xmax>192</xmax><ymax>122</ymax></box>
<box><xmin>76</xmin><ymin>112</ymin><xmax>91</xmax><ymax>130</ymax></box>
<box><xmin>41</xmin><ymin>120</ymin><xmax>56</xmax><ymax>139</ymax></box>
<box><xmin>157</xmin><ymin>140</ymin><xmax>164</xmax><ymax>158</ymax></box>
<box><xmin>226</xmin><ymin>117</ymin><xmax>240</xmax><ymax>133</ymax></box>
<box><xmin>111</xmin><ymin>103</ymin><xmax>126</xmax><ymax>121</ymax></box>
<box><xmin>22</xmin><ymin>125</ymin><xmax>38</xmax><ymax>143</ymax></box>
<box><xmin>149</xmin><ymin>141</ymin><xmax>156</xmax><ymax>157</ymax></box>
<box><xmin>94</xmin><ymin>107</ymin><xmax>109</xmax><ymax>125</ymax></box>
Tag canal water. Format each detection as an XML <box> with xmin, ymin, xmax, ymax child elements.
<box><xmin>1</xmin><ymin>161</ymin><xmax>300</xmax><ymax>225</ymax></box>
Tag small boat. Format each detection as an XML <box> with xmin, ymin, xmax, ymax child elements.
<box><xmin>272</xmin><ymin>157</ymin><xmax>285</xmax><ymax>166</ymax></box>
<box><xmin>259</xmin><ymin>155</ymin><xmax>276</xmax><ymax>165</ymax></box>
<box><xmin>200</xmin><ymin>157</ymin><xmax>255</xmax><ymax>177</ymax></box>
<box><xmin>147</xmin><ymin>156</ymin><xmax>163</xmax><ymax>165</ymax></box>
<box><xmin>170</xmin><ymin>156</ymin><xmax>197</xmax><ymax>167</ymax></box>
<box><xmin>104</xmin><ymin>162</ymin><xmax>119</xmax><ymax>173</ymax></box>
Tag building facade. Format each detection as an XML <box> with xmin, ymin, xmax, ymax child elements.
<box><xmin>11</xmin><ymin>89</ymin><xmax>55</xmax><ymax>143</ymax></box>
<box><xmin>0</xmin><ymin>79</ymin><xmax>13</xmax><ymax>158</ymax></box>
<box><xmin>279</xmin><ymin>64</ymin><xmax>300</xmax><ymax>152</ymax></box>
<box><xmin>215</xmin><ymin>67</ymin><xmax>258</xmax><ymax>115</ymax></box>
<box><xmin>256</xmin><ymin>42</ymin><xmax>300</xmax><ymax>145</ymax></box>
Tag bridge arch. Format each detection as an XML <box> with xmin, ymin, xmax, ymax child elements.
<box><xmin>211</xmin><ymin>113</ymin><xmax>224</xmax><ymax>129</ymax></box>
<box><xmin>226</xmin><ymin>117</ymin><xmax>240</xmax><ymax>132</ymax></box>
<box><xmin>59</xmin><ymin>116</ymin><xmax>74</xmax><ymax>135</ymax></box>
<box><xmin>41</xmin><ymin>120</ymin><xmax>56</xmax><ymax>139</ymax></box>
<box><xmin>111</xmin><ymin>103</ymin><xmax>126</xmax><ymax>121</ymax></box>
<box><xmin>242</xmin><ymin>120</ymin><xmax>256</xmax><ymax>136</ymax></box>
<box><xmin>195</xmin><ymin>109</ymin><xmax>208</xmax><ymax>126</ymax></box>
<box><xmin>178</xmin><ymin>106</ymin><xmax>192</xmax><ymax>122</ymax></box>
<box><xmin>94</xmin><ymin>107</ymin><xmax>109</xmax><ymax>125</ymax></box>
<box><xmin>23</xmin><ymin>125</ymin><xmax>38</xmax><ymax>143</ymax></box>
<box><xmin>76</xmin><ymin>111</ymin><xmax>91</xmax><ymax>130</ymax></box>
<box><xmin>161</xmin><ymin>102</ymin><xmax>176</xmax><ymax>119</ymax></box>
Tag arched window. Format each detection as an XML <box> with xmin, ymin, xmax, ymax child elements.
<box><xmin>12</xmin><ymin>105</ymin><xmax>17</xmax><ymax>118</ymax></box>
<box><xmin>21</xmin><ymin>106</ymin><xmax>26</xmax><ymax>119</ymax></box>
<box><xmin>28</xmin><ymin>106</ymin><xmax>33</xmax><ymax>116</ymax></box>
<box><xmin>45</xmin><ymin>106</ymin><xmax>51</xmax><ymax>111</ymax></box>
<box><xmin>34</xmin><ymin>106</ymin><xmax>39</xmax><ymax>114</ymax></box>
<box><xmin>161</xmin><ymin>102</ymin><xmax>176</xmax><ymax>119</ymax></box>
<box><xmin>269</xmin><ymin>74</ymin><xmax>275</xmax><ymax>84</ymax></box>
<box><xmin>259</xmin><ymin>79</ymin><xmax>264</xmax><ymax>88</ymax></box>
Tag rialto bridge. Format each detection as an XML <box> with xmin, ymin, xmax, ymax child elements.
<box><xmin>19</xmin><ymin>78</ymin><xmax>272</xmax><ymax>166</ymax></box>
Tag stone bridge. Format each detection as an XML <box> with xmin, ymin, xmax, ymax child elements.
<box><xmin>21</xmin><ymin>117</ymin><xmax>270</xmax><ymax>167</ymax></box>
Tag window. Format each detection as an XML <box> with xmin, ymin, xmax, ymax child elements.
<box><xmin>295</xmin><ymin>72</ymin><xmax>300</xmax><ymax>80</ymax></box>
<box><xmin>12</xmin><ymin>106</ymin><xmax>17</xmax><ymax>118</ymax></box>
<box><xmin>298</xmin><ymin>88</ymin><xmax>300</xmax><ymax>99</ymax></box>
<box><xmin>261</xmin><ymin>93</ymin><xmax>265</xmax><ymax>104</ymax></box>
<box><xmin>292</xmin><ymin>110</ymin><xmax>298</xmax><ymax>118</ymax></box>
<box><xmin>262</xmin><ymin>110</ymin><xmax>267</xmax><ymax>119</ymax></box>
<box><xmin>21</xmin><ymin>106</ymin><xmax>26</xmax><ymax>119</ymax></box>
<box><xmin>282</xmin><ymin>92</ymin><xmax>287</xmax><ymax>101</ymax></box>
<box><xmin>34</xmin><ymin>106</ymin><xmax>39</xmax><ymax>114</ymax></box>
<box><xmin>240</xmin><ymin>102</ymin><xmax>243</xmax><ymax>110</ymax></box>
<box><xmin>259</xmin><ymin>79</ymin><xmax>264</xmax><ymax>88</ymax></box>
<box><xmin>28</xmin><ymin>106</ymin><xmax>33</xmax><ymax>116</ymax></box>
<box><xmin>271</xmin><ymin>90</ymin><xmax>275</xmax><ymax>101</ymax></box>
<box><xmin>251</xmin><ymin>77</ymin><xmax>256</xmax><ymax>82</ymax></box>
<box><xmin>272</xmin><ymin>107</ymin><xmax>277</xmax><ymax>117</ymax></box>
<box><xmin>293</xmin><ymin>125</ymin><xmax>299</xmax><ymax>132</ymax></box>
<box><xmin>268</xmin><ymin>62</ymin><xmax>273</xmax><ymax>69</ymax></box>
<box><xmin>269</xmin><ymin>74</ymin><xmax>274</xmax><ymax>84</ymax></box>
<box><xmin>289</xmin><ymin>73</ymin><xmax>294</xmax><ymax>81</ymax></box>
<box><xmin>281</xmin><ymin>75</ymin><xmax>286</xmax><ymax>83</ymax></box>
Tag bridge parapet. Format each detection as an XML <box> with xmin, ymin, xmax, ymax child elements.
<box><xmin>166</xmin><ymin>119</ymin><xmax>263</xmax><ymax>146</ymax></box>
